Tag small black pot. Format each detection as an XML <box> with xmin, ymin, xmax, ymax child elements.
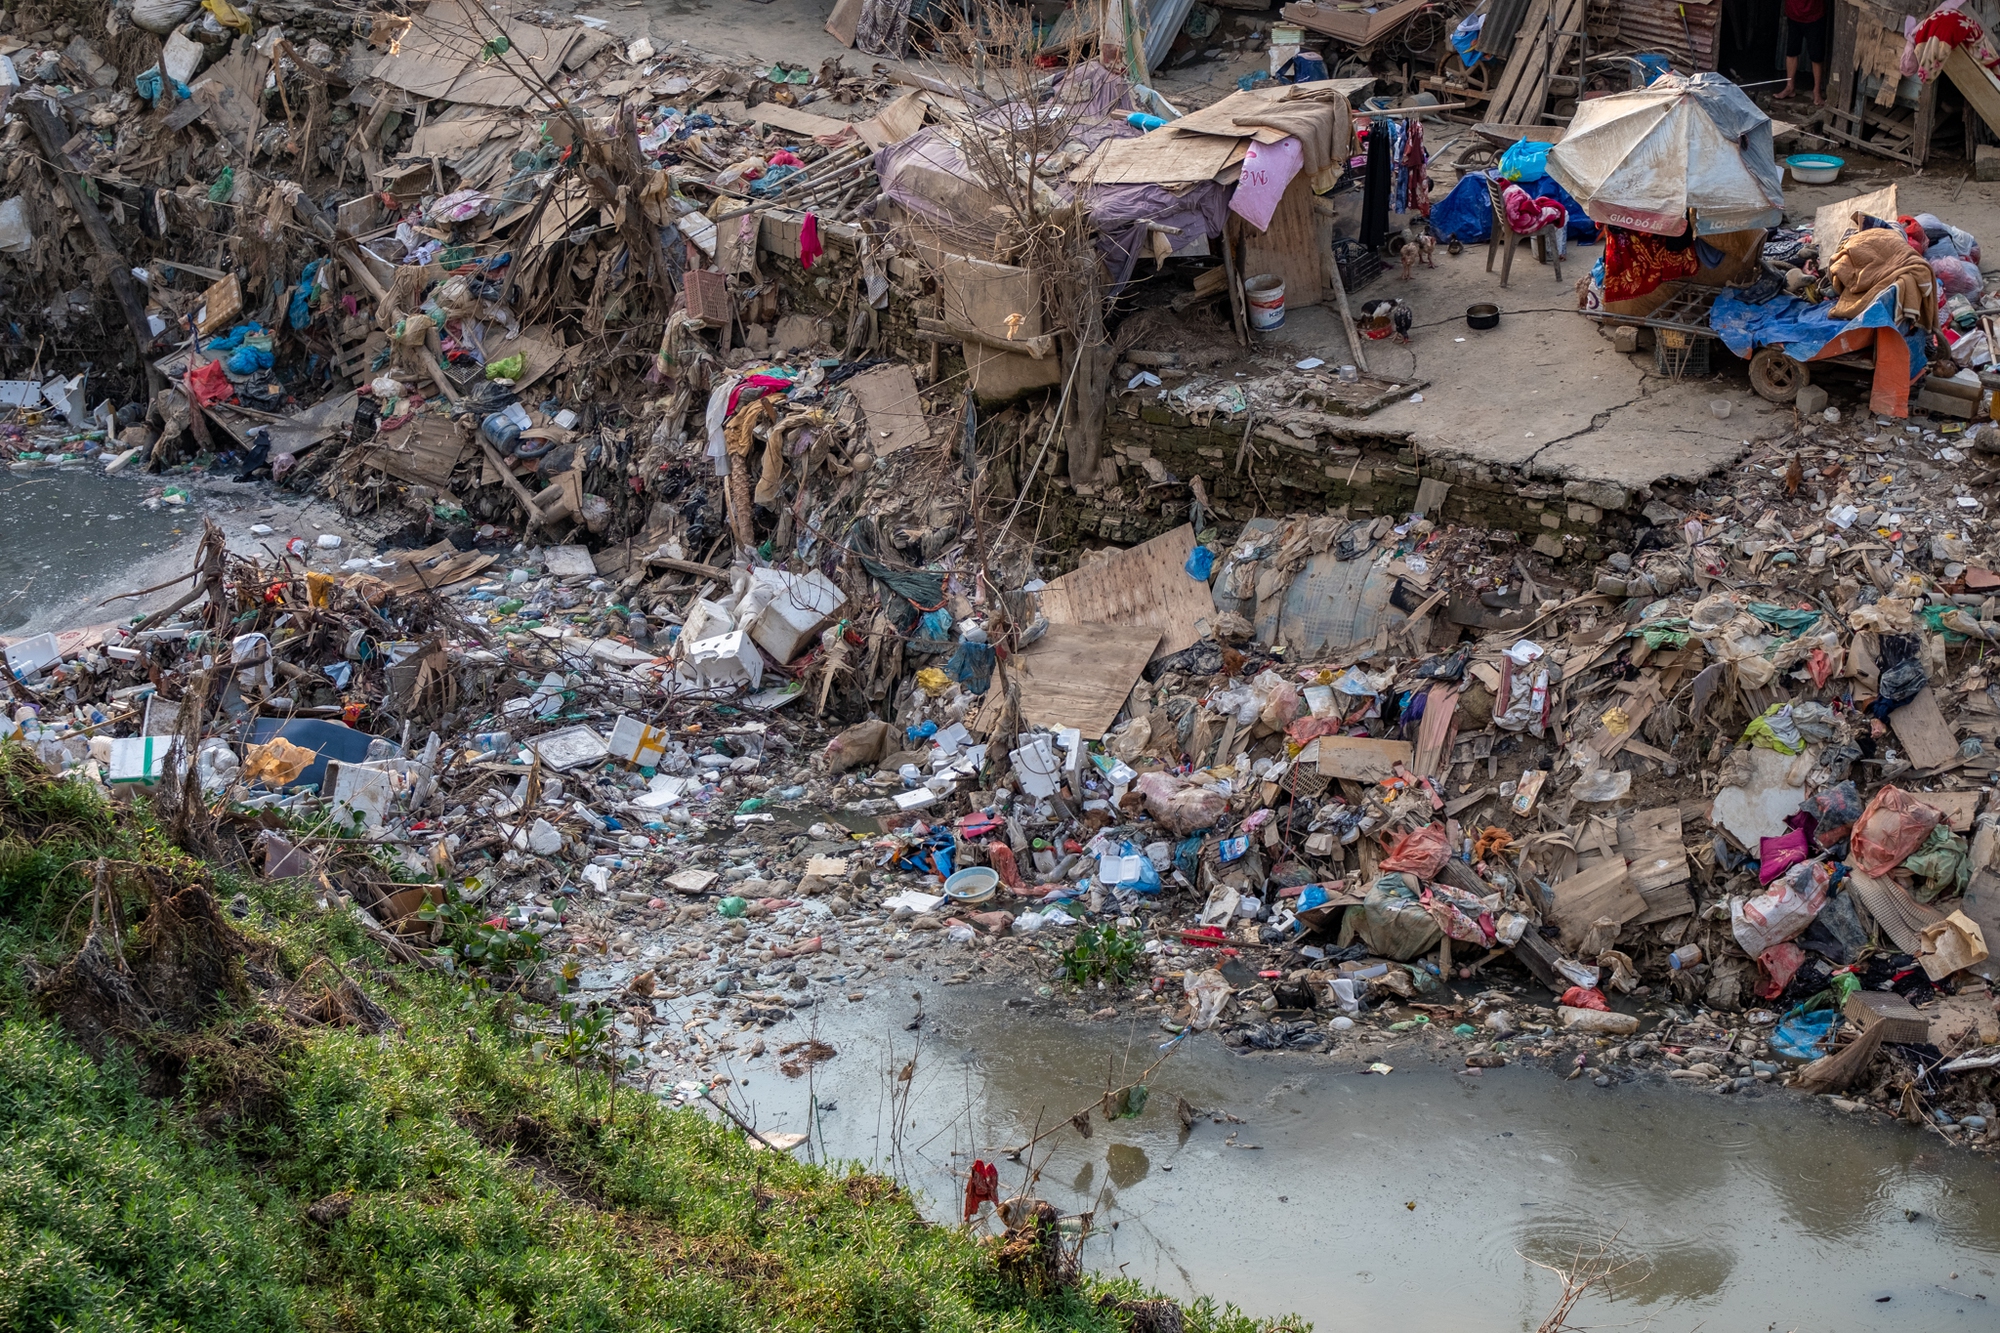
<box><xmin>1466</xmin><ymin>303</ymin><xmax>1500</xmax><ymax>331</ymax></box>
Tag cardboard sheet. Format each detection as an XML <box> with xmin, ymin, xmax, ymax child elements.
<box><xmin>846</xmin><ymin>364</ymin><xmax>934</xmax><ymax>456</ymax></box>
<box><xmin>1315</xmin><ymin>736</ymin><xmax>1413</xmax><ymax>781</ymax></box>
<box><xmin>1078</xmin><ymin>129</ymin><xmax>1242</xmax><ymax>186</ymax></box>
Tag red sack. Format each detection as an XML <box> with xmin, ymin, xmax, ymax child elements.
<box><xmin>986</xmin><ymin>840</ymin><xmax>1025</xmax><ymax>890</ymax></box>
<box><xmin>1559</xmin><ymin>986</ymin><xmax>1609</xmax><ymax>1011</ymax></box>
<box><xmin>1850</xmin><ymin>786</ymin><xmax>1941</xmax><ymax>876</ymax></box>
<box><xmin>963</xmin><ymin>1159</ymin><xmax>1000</xmax><ymax>1220</ymax></box>
<box><xmin>1380</xmin><ymin>822</ymin><xmax>1451</xmax><ymax>879</ymax></box>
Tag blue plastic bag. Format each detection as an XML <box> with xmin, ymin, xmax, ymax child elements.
<box><xmin>1500</xmin><ymin>139</ymin><xmax>1552</xmax><ymax>182</ymax></box>
<box><xmin>906</xmin><ymin>719</ymin><xmax>938</xmax><ymax>744</ymax></box>
<box><xmin>1770</xmin><ymin>1007</ymin><xmax>1840</xmax><ymax>1061</ymax></box>
<box><xmin>1184</xmin><ymin>544</ymin><xmax>1216</xmax><ymax>581</ymax></box>
<box><xmin>1106</xmin><ymin>839</ymin><xmax>1162</xmax><ymax>893</ymax></box>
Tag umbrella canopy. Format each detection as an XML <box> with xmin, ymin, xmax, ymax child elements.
<box><xmin>1546</xmin><ymin>72</ymin><xmax>1784</xmax><ymax>237</ymax></box>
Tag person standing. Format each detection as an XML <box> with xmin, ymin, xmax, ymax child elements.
<box><xmin>1781</xmin><ymin>0</ymin><xmax>1829</xmax><ymax>104</ymax></box>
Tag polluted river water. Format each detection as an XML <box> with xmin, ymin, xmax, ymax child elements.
<box><xmin>0</xmin><ymin>464</ymin><xmax>198</xmax><ymax>635</ymax></box>
<box><xmin>755</xmin><ymin>986</ymin><xmax>2000</xmax><ymax>1331</ymax></box>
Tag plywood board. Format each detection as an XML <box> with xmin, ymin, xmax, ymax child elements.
<box><xmin>846</xmin><ymin>364</ymin><xmax>933</xmax><ymax>457</ymax></box>
<box><xmin>1008</xmin><ymin>623</ymin><xmax>1162</xmax><ymax>740</ymax></box>
<box><xmin>1241</xmin><ymin>174</ymin><xmax>1324</xmax><ymax>306</ymax></box>
<box><xmin>825</xmin><ymin>0</ymin><xmax>863</xmax><ymax>46</ymax></box>
<box><xmin>1814</xmin><ymin>183</ymin><xmax>1897</xmax><ymax>260</ymax></box>
<box><xmin>750</xmin><ymin>103</ymin><xmax>860</xmax><ymax>139</ymax></box>
<box><xmin>856</xmin><ymin>91</ymin><xmax>926</xmax><ymax>149</ymax></box>
<box><xmin>1041</xmin><ymin>524</ymin><xmax>1213</xmax><ymax>661</ymax></box>
<box><xmin>1891</xmin><ymin>686</ymin><xmax>1960</xmax><ymax>772</ymax></box>
<box><xmin>406</xmin><ymin>110</ymin><xmax>510</xmax><ymax>160</ymax></box>
<box><xmin>1619</xmin><ymin>805</ymin><xmax>1695</xmax><ymax>924</ymax></box>
<box><xmin>933</xmin><ymin>250</ymin><xmax>1063</xmax><ymax>397</ymax></box>
<box><xmin>1315</xmin><ymin>736</ymin><xmax>1413</xmax><ymax>782</ymax></box>
<box><xmin>1545</xmin><ymin>857</ymin><xmax>1647</xmax><ymax>950</ymax></box>
<box><xmin>1946</xmin><ymin>44</ymin><xmax>2000</xmax><ymax>138</ymax></box>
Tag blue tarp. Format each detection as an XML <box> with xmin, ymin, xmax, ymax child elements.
<box><xmin>1428</xmin><ymin>170</ymin><xmax>1598</xmax><ymax>245</ymax></box>
<box><xmin>1709</xmin><ymin>287</ymin><xmax>1927</xmax><ymax>380</ymax></box>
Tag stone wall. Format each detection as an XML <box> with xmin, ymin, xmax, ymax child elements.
<box><xmin>1028</xmin><ymin>398</ymin><xmax>1637</xmax><ymax>568</ymax></box>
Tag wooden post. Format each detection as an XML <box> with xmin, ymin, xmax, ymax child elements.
<box><xmin>21</xmin><ymin>97</ymin><xmax>160</xmax><ymax>384</ymax></box>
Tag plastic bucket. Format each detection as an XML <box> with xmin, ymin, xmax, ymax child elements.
<box><xmin>1244</xmin><ymin>273</ymin><xmax>1285</xmax><ymax>331</ymax></box>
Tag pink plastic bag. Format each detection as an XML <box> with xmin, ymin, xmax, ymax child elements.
<box><xmin>1850</xmin><ymin>785</ymin><xmax>1941</xmax><ymax>876</ymax></box>
<box><xmin>1135</xmin><ymin>771</ymin><xmax>1228</xmax><ymax>836</ymax></box>
<box><xmin>1380</xmin><ymin>822</ymin><xmax>1451</xmax><ymax>878</ymax></box>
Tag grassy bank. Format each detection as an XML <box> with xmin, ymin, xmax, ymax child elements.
<box><xmin>0</xmin><ymin>743</ymin><xmax>1295</xmax><ymax>1333</ymax></box>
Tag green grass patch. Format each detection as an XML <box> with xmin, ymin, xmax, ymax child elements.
<box><xmin>0</xmin><ymin>741</ymin><xmax>1302</xmax><ymax>1332</ymax></box>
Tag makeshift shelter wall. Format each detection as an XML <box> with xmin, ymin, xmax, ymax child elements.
<box><xmin>1239</xmin><ymin>175</ymin><xmax>1326</xmax><ymax>307</ymax></box>
<box><xmin>1598</xmin><ymin>227</ymin><xmax>1764</xmax><ymax>320</ymax></box>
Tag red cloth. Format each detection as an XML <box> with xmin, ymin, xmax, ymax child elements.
<box><xmin>1560</xmin><ymin>986</ymin><xmax>1609</xmax><ymax>1011</ymax></box>
<box><xmin>800</xmin><ymin>212</ymin><xmax>822</xmax><ymax>271</ymax></box>
<box><xmin>1784</xmin><ymin>0</ymin><xmax>1824</xmax><ymax>22</ymax></box>
<box><xmin>1601</xmin><ymin>228</ymin><xmax>1700</xmax><ymax>303</ymax></box>
<box><xmin>726</xmin><ymin>372</ymin><xmax>795</xmax><ymax>416</ymax></box>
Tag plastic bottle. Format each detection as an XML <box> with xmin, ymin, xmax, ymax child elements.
<box><xmin>1668</xmin><ymin>944</ymin><xmax>1703</xmax><ymax>971</ymax></box>
<box><xmin>471</xmin><ymin>731</ymin><xmax>512</xmax><ymax>752</ymax></box>
<box><xmin>481</xmin><ymin>413</ymin><xmax>521</xmax><ymax>452</ymax></box>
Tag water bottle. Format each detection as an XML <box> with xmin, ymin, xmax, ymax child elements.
<box><xmin>1668</xmin><ymin>944</ymin><xmax>1703</xmax><ymax>971</ymax></box>
<box><xmin>471</xmin><ymin>731</ymin><xmax>512</xmax><ymax>753</ymax></box>
<box><xmin>481</xmin><ymin>412</ymin><xmax>521</xmax><ymax>452</ymax></box>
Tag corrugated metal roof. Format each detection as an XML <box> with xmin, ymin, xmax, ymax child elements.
<box><xmin>1600</xmin><ymin>0</ymin><xmax>1722</xmax><ymax>74</ymax></box>
<box><xmin>1473</xmin><ymin>0</ymin><xmax>1535</xmax><ymax>57</ymax></box>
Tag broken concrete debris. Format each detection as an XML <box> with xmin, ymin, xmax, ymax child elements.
<box><xmin>5</xmin><ymin>0</ymin><xmax>2000</xmax><ymax>1155</ymax></box>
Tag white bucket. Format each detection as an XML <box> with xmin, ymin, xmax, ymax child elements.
<box><xmin>1244</xmin><ymin>273</ymin><xmax>1285</xmax><ymax>331</ymax></box>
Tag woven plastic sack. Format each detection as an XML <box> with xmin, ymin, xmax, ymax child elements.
<box><xmin>1731</xmin><ymin>860</ymin><xmax>1830</xmax><ymax>957</ymax></box>
<box><xmin>1360</xmin><ymin>873</ymin><xmax>1444</xmax><ymax>961</ymax></box>
<box><xmin>1850</xmin><ymin>785</ymin><xmax>1941</xmax><ymax>876</ymax></box>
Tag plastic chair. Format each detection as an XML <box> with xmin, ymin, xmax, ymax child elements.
<box><xmin>1485</xmin><ymin>174</ymin><xmax>1563</xmax><ymax>287</ymax></box>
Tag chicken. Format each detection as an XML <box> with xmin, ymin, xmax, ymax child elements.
<box><xmin>1416</xmin><ymin>231</ymin><xmax>1436</xmax><ymax>268</ymax></box>
<box><xmin>1399</xmin><ymin>240</ymin><xmax>1419</xmax><ymax>280</ymax></box>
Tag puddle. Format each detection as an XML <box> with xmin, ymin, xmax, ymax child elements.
<box><xmin>0</xmin><ymin>466</ymin><xmax>202</xmax><ymax>634</ymax></box>
<box><xmin>738</xmin><ymin>986</ymin><xmax>2000</xmax><ymax>1330</ymax></box>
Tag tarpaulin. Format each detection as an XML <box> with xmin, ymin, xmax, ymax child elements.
<box><xmin>1427</xmin><ymin>170</ymin><xmax>1596</xmax><ymax>244</ymax></box>
<box><xmin>1709</xmin><ymin>286</ymin><xmax>1928</xmax><ymax>379</ymax></box>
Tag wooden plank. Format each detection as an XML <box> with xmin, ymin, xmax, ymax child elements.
<box><xmin>360</xmin><ymin>415</ymin><xmax>467</xmax><ymax>488</ymax></box>
<box><xmin>1545</xmin><ymin>856</ymin><xmax>1647</xmax><ymax>951</ymax></box>
<box><xmin>1411</xmin><ymin>685</ymin><xmax>1458</xmax><ymax>780</ymax></box>
<box><xmin>1007</xmin><ymin>623</ymin><xmax>1162</xmax><ymax>740</ymax></box>
<box><xmin>1915</xmin><ymin>788</ymin><xmax>1981</xmax><ymax>833</ymax></box>
<box><xmin>1891</xmin><ymin>687</ymin><xmax>1960</xmax><ymax>773</ymax></box>
<box><xmin>1501</xmin><ymin>0</ymin><xmax>1582</xmax><ymax>125</ymax></box>
<box><xmin>1241</xmin><ymin>174</ymin><xmax>1325</xmax><ymax>306</ymax></box>
<box><xmin>1619</xmin><ymin>805</ymin><xmax>1694</xmax><ymax>924</ymax></box>
<box><xmin>1315</xmin><ymin>736</ymin><xmax>1414</xmax><ymax>782</ymax></box>
<box><xmin>1479</xmin><ymin>0</ymin><xmax>1552</xmax><ymax>127</ymax></box>
<box><xmin>845</xmin><ymin>364</ymin><xmax>933</xmax><ymax>457</ymax></box>
<box><xmin>1040</xmin><ymin>524</ymin><xmax>1214</xmax><ymax>662</ymax></box>
<box><xmin>1945</xmin><ymin>44</ymin><xmax>2000</xmax><ymax>138</ymax></box>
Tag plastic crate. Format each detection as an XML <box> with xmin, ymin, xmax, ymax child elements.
<box><xmin>1653</xmin><ymin>328</ymin><xmax>1711</xmax><ymax>378</ymax></box>
<box><xmin>1333</xmin><ymin>236</ymin><xmax>1384</xmax><ymax>294</ymax></box>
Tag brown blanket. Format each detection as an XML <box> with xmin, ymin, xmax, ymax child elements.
<box><xmin>1827</xmin><ymin>227</ymin><xmax>1939</xmax><ymax>331</ymax></box>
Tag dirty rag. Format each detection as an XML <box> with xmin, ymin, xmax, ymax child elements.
<box><xmin>1827</xmin><ymin>226</ymin><xmax>1940</xmax><ymax>330</ymax></box>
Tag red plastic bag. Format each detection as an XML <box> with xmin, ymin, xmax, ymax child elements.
<box><xmin>1380</xmin><ymin>822</ymin><xmax>1451</xmax><ymax>879</ymax></box>
<box><xmin>1755</xmin><ymin>941</ymin><xmax>1806</xmax><ymax>999</ymax></box>
<box><xmin>1559</xmin><ymin>986</ymin><xmax>1609</xmax><ymax>1011</ymax></box>
<box><xmin>986</xmin><ymin>841</ymin><xmax>1025</xmax><ymax>890</ymax></box>
<box><xmin>963</xmin><ymin>1159</ymin><xmax>1000</xmax><ymax>1220</ymax></box>
<box><xmin>1850</xmin><ymin>785</ymin><xmax>1941</xmax><ymax>876</ymax></box>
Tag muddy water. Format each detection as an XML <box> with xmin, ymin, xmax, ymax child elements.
<box><xmin>755</xmin><ymin>989</ymin><xmax>2000</xmax><ymax>1330</ymax></box>
<box><xmin>0</xmin><ymin>466</ymin><xmax>200</xmax><ymax>634</ymax></box>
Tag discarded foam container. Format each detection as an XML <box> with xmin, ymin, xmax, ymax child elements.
<box><xmin>746</xmin><ymin>566</ymin><xmax>846</xmax><ymax>663</ymax></box>
<box><xmin>608</xmin><ymin>713</ymin><xmax>670</xmax><ymax>767</ymax></box>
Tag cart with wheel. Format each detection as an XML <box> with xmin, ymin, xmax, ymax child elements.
<box><xmin>1712</xmin><ymin>291</ymin><xmax>1925</xmax><ymax>419</ymax></box>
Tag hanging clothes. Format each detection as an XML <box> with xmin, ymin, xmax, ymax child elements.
<box><xmin>1360</xmin><ymin>123</ymin><xmax>1392</xmax><ymax>250</ymax></box>
<box><xmin>1396</xmin><ymin>116</ymin><xmax>1430</xmax><ymax>217</ymax></box>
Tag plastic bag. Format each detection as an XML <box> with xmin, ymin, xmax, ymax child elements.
<box><xmin>1801</xmin><ymin>780</ymin><xmax>1863</xmax><ymax>850</ymax></box>
<box><xmin>131</xmin><ymin>0</ymin><xmax>200</xmax><ymax>33</ymax></box>
<box><xmin>1741</xmin><ymin>703</ymin><xmax>1805</xmax><ymax>754</ymax></box>
<box><xmin>1499</xmin><ymin>138</ymin><xmax>1552</xmax><ymax>181</ymax></box>
<box><xmin>1932</xmin><ymin>255</ymin><xmax>1983</xmax><ymax>297</ymax></box>
<box><xmin>1769</xmin><ymin>1006</ymin><xmax>1840</xmax><ymax>1061</ymax></box>
<box><xmin>1136</xmin><ymin>771</ymin><xmax>1228</xmax><ymax>836</ymax></box>
<box><xmin>1100</xmin><ymin>839</ymin><xmax>1163</xmax><ymax>893</ymax></box>
<box><xmin>1559</xmin><ymin>985</ymin><xmax>1609</xmax><ymax>1011</ymax></box>
<box><xmin>1572</xmin><ymin>764</ymin><xmax>1631</xmax><ymax>802</ymax></box>
<box><xmin>1850</xmin><ymin>785</ymin><xmax>1941</xmax><ymax>876</ymax></box>
<box><xmin>1731</xmin><ymin>860</ymin><xmax>1830</xmax><ymax>956</ymax></box>
<box><xmin>1755</xmin><ymin>941</ymin><xmax>1806</xmax><ymax>999</ymax></box>
<box><xmin>1380</xmin><ymin>822</ymin><xmax>1450</xmax><ymax>878</ymax></box>
<box><xmin>1359</xmin><ymin>873</ymin><xmax>1444</xmax><ymax>961</ymax></box>
<box><xmin>1185</xmin><ymin>968</ymin><xmax>1231</xmax><ymax>1030</ymax></box>
<box><xmin>1758</xmin><ymin>819</ymin><xmax>1812</xmax><ymax>884</ymax></box>
<box><xmin>1184</xmin><ymin>544</ymin><xmax>1215</xmax><ymax>581</ymax></box>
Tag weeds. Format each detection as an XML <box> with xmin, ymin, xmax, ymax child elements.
<box><xmin>1058</xmin><ymin>923</ymin><xmax>1143</xmax><ymax>988</ymax></box>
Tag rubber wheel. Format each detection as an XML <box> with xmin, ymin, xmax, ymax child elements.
<box><xmin>1749</xmin><ymin>347</ymin><xmax>1809</xmax><ymax>403</ymax></box>
<box><xmin>1436</xmin><ymin>51</ymin><xmax>1490</xmax><ymax>93</ymax></box>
